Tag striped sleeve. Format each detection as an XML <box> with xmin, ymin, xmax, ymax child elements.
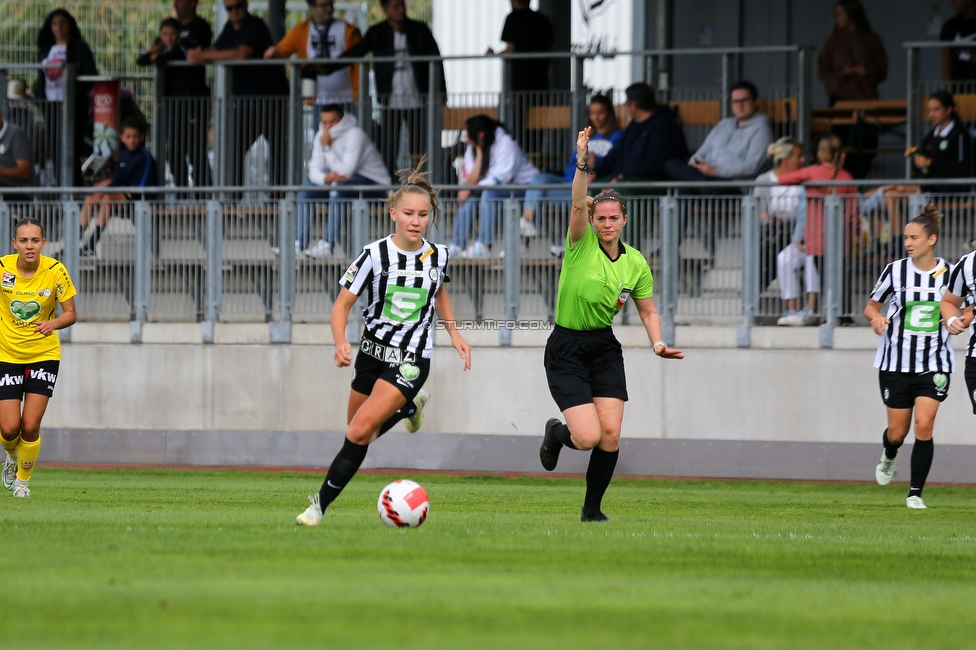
<box><xmin>869</xmin><ymin>264</ymin><xmax>894</xmax><ymax>303</ymax></box>
<box><xmin>340</xmin><ymin>248</ymin><xmax>373</xmax><ymax>295</ymax></box>
<box><xmin>948</xmin><ymin>252</ymin><xmax>975</xmax><ymax>300</ymax></box>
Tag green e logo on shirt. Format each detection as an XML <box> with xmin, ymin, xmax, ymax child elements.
<box><xmin>903</xmin><ymin>301</ymin><xmax>940</xmax><ymax>333</ymax></box>
<box><xmin>383</xmin><ymin>286</ymin><xmax>429</xmax><ymax>323</ymax></box>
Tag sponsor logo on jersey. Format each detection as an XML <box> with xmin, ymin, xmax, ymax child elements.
<box><xmin>1</xmin><ymin>272</ymin><xmax>14</xmax><ymax>289</ymax></box>
<box><xmin>9</xmin><ymin>300</ymin><xmax>40</xmax><ymax>322</ymax></box>
<box><xmin>383</xmin><ymin>270</ymin><xmax>425</xmax><ymax>278</ymax></box>
<box><xmin>420</xmin><ymin>247</ymin><xmax>434</xmax><ymax>262</ymax></box>
<box><xmin>382</xmin><ymin>286</ymin><xmax>429</xmax><ymax>323</ymax></box>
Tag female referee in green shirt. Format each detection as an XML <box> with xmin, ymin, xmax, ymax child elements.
<box><xmin>539</xmin><ymin>127</ymin><xmax>684</xmax><ymax>522</ymax></box>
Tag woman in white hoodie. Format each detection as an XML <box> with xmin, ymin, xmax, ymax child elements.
<box><xmin>297</xmin><ymin>104</ymin><xmax>391</xmax><ymax>258</ymax></box>
<box><xmin>449</xmin><ymin>115</ymin><xmax>537</xmax><ymax>258</ymax></box>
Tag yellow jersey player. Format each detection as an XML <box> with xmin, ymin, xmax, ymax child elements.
<box><xmin>0</xmin><ymin>218</ymin><xmax>77</xmax><ymax>497</ymax></box>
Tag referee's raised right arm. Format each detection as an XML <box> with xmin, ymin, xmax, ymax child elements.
<box><xmin>569</xmin><ymin>127</ymin><xmax>593</xmax><ymax>247</ymax></box>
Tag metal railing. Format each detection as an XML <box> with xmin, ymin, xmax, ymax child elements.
<box><xmin>0</xmin><ymin>178</ymin><xmax>969</xmax><ymax>348</ymax></box>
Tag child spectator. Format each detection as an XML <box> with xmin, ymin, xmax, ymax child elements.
<box><xmin>79</xmin><ymin>117</ymin><xmax>158</xmax><ymax>256</ymax></box>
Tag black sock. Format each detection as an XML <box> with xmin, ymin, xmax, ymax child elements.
<box><xmin>882</xmin><ymin>428</ymin><xmax>903</xmax><ymax>460</ymax></box>
<box><xmin>376</xmin><ymin>402</ymin><xmax>418</xmax><ymax>438</ymax></box>
<box><xmin>551</xmin><ymin>422</ymin><xmax>577</xmax><ymax>450</ymax></box>
<box><xmin>583</xmin><ymin>447</ymin><xmax>619</xmax><ymax>514</ymax></box>
<box><xmin>909</xmin><ymin>439</ymin><xmax>934</xmax><ymax>498</ymax></box>
<box><xmin>318</xmin><ymin>438</ymin><xmax>369</xmax><ymax>509</ymax></box>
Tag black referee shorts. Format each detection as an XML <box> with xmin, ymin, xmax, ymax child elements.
<box><xmin>879</xmin><ymin>369</ymin><xmax>950</xmax><ymax>410</ymax></box>
<box><xmin>544</xmin><ymin>325</ymin><xmax>628</xmax><ymax>412</ymax></box>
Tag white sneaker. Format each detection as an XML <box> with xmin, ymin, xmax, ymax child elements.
<box><xmin>549</xmin><ymin>244</ymin><xmax>565</xmax><ymax>258</ymax></box>
<box><xmin>519</xmin><ymin>218</ymin><xmax>537</xmax><ymax>237</ymax></box>
<box><xmin>778</xmin><ymin>307</ymin><xmax>811</xmax><ymax>326</ymax></box>
<box><xmin>875</xmin><ymin>452</ymin><xmax>896</xmax><ymax>486</ymax></box>
<box><xmin>295</xmin><ymin>240</ymin><xmax>306</xmax><ymax>260</ymax></box>
<box><xmin>296</xmin><ymin>493</ymin><xmax>323</xmax><ymax>525</ymax></box>
<box><xmin>498</xmin><ymin>248</ymin><xmax>505</xmax><ymax>259</ymax></box>
<box><xmin>305</xmin><ymin>240</ymin><xmax>333</xmax><ymax>259</ymax></box>
<box><xmin>12</xmin><ymin>478</ymin><xmax>29</xmax><ymax>498</ymax></box>
<box><xmin>461</xmin><ymin>241</ymin><xmax>490</xmax><ymax>258</ymax></box>
<box><xmin>776</xmin><ymin>309</ymin><xmax>797</xmax><ymax>325</ymax></box>
<box><xmin>906</xmin><ymin>495</ymin><xmax>927</xmax><ymax>509</ymax></box>
<box><xmin>405</xmin><ymin>389</ymin><xmax>429</xmax><ymax>434</ymax></box>
<box><xmin>2</xmin><ymin>453</ymin><xmax>16</xmax><ymax>491</ymax></box>
<box><xmin>448</xmin><ymin>244</ymin><xmax>463</xmax><ymax>257</ymax></box>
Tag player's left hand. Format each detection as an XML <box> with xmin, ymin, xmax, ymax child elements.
<box><xmin>34</xmin><ymin>321</ymin><xmax>55</xmax><ymax>336</ymax></box>
<box><xmin>654</xmin><ymin>343</ymin><xmax>684</xmax><ymax>359</ymax></box>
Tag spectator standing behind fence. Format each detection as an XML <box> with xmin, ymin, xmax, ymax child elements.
<box><xmin>590</xmin><ymin>83</ymin><xmax>687</xmax><ymax>186</ymax></box>
<box><xmin>337</xmin><ymin>0</ymin><xmax>446</xmax><ymax>178</ymax></box>
<box><xmin>816</xmin><ymin>0</ymin><xmax>888</xmax><ymax>179</ymax></box>
<box><xmin>264</xmin><ymin>0</ymin><xmax>362</xmax><ymax>108</ymax></box>
<box><xmin>776</xmin><ymin>134</ymin><xmax>857</xmax><ymax>326</ymax></box>
<box><xmin>139</xmin><ymin>0</ymin><xmax>213</xmax><ymax>188</ymax></box>
<box><xmin>905</xmin><ymin>90</ymin><xmax>974</xmax><ymax>195</ymax></box>
<box><xmin>449</xmin><ymin>115</ymin><xmax>538</xmax><ymax>259</ymax></box>
<box><xmin>295</xmin><ymin>104</ymin><xmax>391</xmax><ymax>260</ymax></box>
<box><xmin>941</xmin><ymin>0</ymin><xmax>976</xmax><ymax>88</ymax></box>
<box><xmin>487</xmin><ymin>0</ymin><xmax>554</xmax><ymax>146</ymax></box>
<box><xmin>0</xmin><ymin>114</ymin><xmax>38</xmax><ymax>201</ymax></box>
<box><xmin>521</xmin><ymin>93</ymin><xmax>622</xmax><ymax>255</ymax></box>
<box><xmin>78</xmin><ymin>118</ymin><xmax>159</xmax><ymax>257</ymax></box>
<box><xmin>188</xmin><ymin>0</ymin><xmax>288</xmax><ymax>187</ymax></box>
<box><xmin>33</xmin><ymin>9</ymin><xmax>99</xmax><ymax>188</ymax></box>
<box><xmin>664</xmin><ymin>81</ymin><xmax>773</xmax><ymax>187</ymax></box>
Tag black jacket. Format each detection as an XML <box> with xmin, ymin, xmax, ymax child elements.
<box><xmin>594</xmin><ymin>106</ymin><xmax>688</xmax><ymax>180</ymax></box>
<box><xmin>340</xmin><ymin>18</ymin><xmax>446</xmax><ymax>97</ymax></box>
<box><xmin>917</xmin><ymin>120</ymin><xmax>974</xmax><ymax>193</ymax></box>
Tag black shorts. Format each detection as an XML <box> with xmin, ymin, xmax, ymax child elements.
<box><xmin>351</xmin><ymin>338</ymin><xmax>429</xmax><ymax>401</ymax></box>
<box><xmin>0</xmin><ymin>360</ymin><xmax>60</xmax><ymax>400</ymax></box>
<box><xmin>544</xmin><ymin>325</ymin><xmax>628</xmax><ymax>411</ymax></box>
<box><xmin>878</xmin><ymin>369</ymin><xmax>950</xmax><ymax>409</ymax></box>
<box><xmin>964</xmin><ymin>357</ymin><xmax>976</xmax><ymax>415</ymax></box>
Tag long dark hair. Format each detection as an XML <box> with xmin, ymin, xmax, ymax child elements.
<box><xmin>37</xmin><ymin>8</ymin><xmax>84</xmax><ymax>57</ymax></box>
<box><xmin>588</xmin><ymin>93</ymin><xmax>618</xmax><ymax>138</ymax></box>
<box><xmin>833</xmin><ymin>0</ymin><xmax>873</xmax><ymax>34</ymax></box>
<box><xmin>464</xmin><ymin>115</ymin><xmax>505</xmax><ymax>182</ymax></box>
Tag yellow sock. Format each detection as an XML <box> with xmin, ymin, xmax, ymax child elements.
<box><xmin>1</xmin><ymin>435</ymin><xmax>19</xmax><ymax>455</ymax></box>
<box><xmin>15</xmin><ymin>437</ymin><xmax>40</xmax><ymax>482</ymax></box>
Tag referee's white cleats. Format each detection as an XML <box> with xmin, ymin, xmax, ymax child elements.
<box><xmin>11</xmin><ymin>478</ymin><xmax>29</xmax><ymax>498</ymax></box>
<box><xmin>405</xmin><ymin>390</ymin><xmax>429</xmax><ymax>434</ymax></box>
<box><xmin>2</xmin><ymin>454</ymin><xmax>16</xmax><ymax>491</ymax></box>
<box><xmin>906</xmin><ymin>496</ymin><xmax>927</xmax><ymax>509</ymax></box>
<box><xmin>875</xmin><ymin>452</ymin><xmax>896</xmax><ymax>486</ymax></box>
<box><xmin>296</xmin><ymin>494</ymin><xmax>323</xmax><ymax>526</ymax></box>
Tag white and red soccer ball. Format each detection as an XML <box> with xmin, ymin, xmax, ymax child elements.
<box><xmin>377</xmin><ymin>480</ymin><xmax>429</xmax><ymax>528</ymax></box>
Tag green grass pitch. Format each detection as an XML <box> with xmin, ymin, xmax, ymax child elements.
<box><xmin>3</xmin><ymin>467</ymin><xmax>975</xmax><ymax>649</ymax></box>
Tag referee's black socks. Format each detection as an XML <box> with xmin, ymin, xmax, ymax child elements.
<box><xmin>583</xmin><ymin>447</ymin><xmax>618</xmax><ymax>516</ymax></box>
<box><xmin>882</xmin><ymin>428</ymin><xmax>903</xmax><ymax>460</ymax></box>
<box><xmin>909</xmin><ymin>438</ymin><xmax>934</xmax><ymax>498</ymax></box>
<box><xmin>318</xmin><ymin>438</ymin><xmax>369</xmax><ymax>510</ymax></box>
<box><xmin>550</xmin><ymin>422</ymin><xmax>577</xmax><ymax>450</ymax></box>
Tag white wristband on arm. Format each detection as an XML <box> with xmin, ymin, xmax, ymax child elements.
<box><xmin>947</xmin><ymin>316</ymin><xmax>959</xmax><ymax>329</ymax></box>
<box><xmin>653</xmin><ymin>340</ymin><xmax>666</xmax><ymax>350</ymax></box>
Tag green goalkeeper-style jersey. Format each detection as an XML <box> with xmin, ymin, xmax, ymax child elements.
<box><xmin>555</xmin><ymin>227</ymin><xmax>654</xmax><ymax>331</ymax></box>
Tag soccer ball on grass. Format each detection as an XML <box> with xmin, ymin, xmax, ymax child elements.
<box><xmin>377</xmin><ymin>479</ymin><xmax>429</xmax><ymax>528</ymax></box>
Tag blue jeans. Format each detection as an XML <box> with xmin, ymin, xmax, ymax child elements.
<box><xmin>523</xmin><ymin>172</ymin><xmax>571</xmax><ymax>213</ymax></box>
<box><xmin>451</xmin><ymin>189</ymin><xmax>524</xmax><ymax>248</ymax></box>
<box><xmin>296</xmin><ymin>176</ymin><xmax>382</xmax><ymax>249</ymax></box>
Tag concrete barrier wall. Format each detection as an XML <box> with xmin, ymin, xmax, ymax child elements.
<box><xmin>40</xmin><ymin>323</ymin><xmax>976</xmax><ymax>482</ymax></box>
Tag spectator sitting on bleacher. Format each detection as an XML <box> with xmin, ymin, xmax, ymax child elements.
<box><xmin>79</xmin><ymin>117</ymin><xmax>158</xmax><ymax>257</ymax></box>
<box><xmin>450</xmin><ymin>115</ymin><xmax>538</xmax><ymax>258</ymax></box>
<box><xmin>0</xmin><ymin>114</ymin><xmax>38</xmax><ymax>201</ymax></box>
<box><xmin>589</xmin><ymin>82</ymin><xmax>687</xmax><ymax>187</ymax></box>
<box><xmin>664</xmin><ymin>80</ymin><xmax>773</xmax><ymax>186</ymax></box>
<box><xmin>298</xmin><ymin>104</ymin><xmax>390</xmax><ymax>259</ymax></box>
<box><xmin>906</xmin><ymin>90</ymin><xmax>974</xmax><ymax>195</ymax></box>
<box><xmin>264</xmin><ymin>0</ymin><xmax>362</xmax><ymax>108</ymax></box>
<box><xmin>521</xmin><ymin>93</ymin><xmax>623</xmax><ymax>241</ymax></box>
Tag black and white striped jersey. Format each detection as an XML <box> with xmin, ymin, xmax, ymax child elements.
<box><xmin>340</xmin><ymin>236</ymin><xmax>450</xmax><ymax>358</ymax></box>
<box><xmin>870</xmin><ymin>256</ymin><xmax>954</xmax><ymax>373</ymax></box>
<box><xmin>947</xmin><ymin>250</ymin><xmax>976</xmax><ymax>357</ymax></box>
